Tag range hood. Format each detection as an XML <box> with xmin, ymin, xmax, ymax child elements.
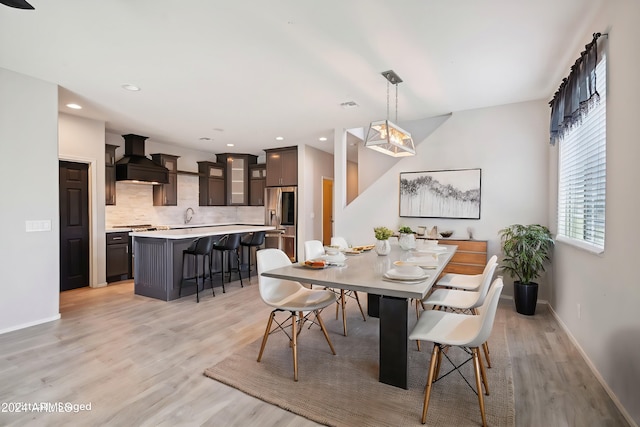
<box><xmin>115</xmin><ymin>134</ymin><xmax>169</xmax><ymax>184</ymax></box>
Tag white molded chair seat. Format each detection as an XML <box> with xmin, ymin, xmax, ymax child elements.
<box><xmin>437</xmin><ymin>255</ymin><xmax>497</xmax><ymax>291</ymax></box>
<box><xmin>423</xmin><ymin>263</ymin><xmax>498</xmax><ymax>311</ymax></box>
<box><xmin>409</xmin><ymin>278</ymin><xmax>503</xmax><ymax>426</ymax></box>
<box><xmin>304</xmin><ymin>239</ymin><xmax>366</xmax><ymax>336</ymax></box>
<box><xmin>257</xmin><ymin>249</ymin><xmax>337</xmax><ymax>381</ymax></box>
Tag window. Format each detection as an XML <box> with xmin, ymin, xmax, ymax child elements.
<box><xmin>557</xmin><ymin>53</ymin><xmax>606</xmax><ymax>253</ymax></box>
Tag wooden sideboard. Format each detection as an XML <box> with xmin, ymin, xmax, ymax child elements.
<box><xmin>440</xmin><ymin>239</ymin><xmax>488</xmax><ymax>275</ymax></box>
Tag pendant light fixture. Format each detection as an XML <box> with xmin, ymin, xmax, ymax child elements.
<box><xmin>365</xmin><ymin>70</ymin><xmax>415</xmax><ymax>157</ymax></box>
<box><xmin>0</xmin><ymin>0</ymin><xmax>34</xmax><ymax>9</ymax></box>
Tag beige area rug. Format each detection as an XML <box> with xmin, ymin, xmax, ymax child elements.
<box><xmin>204</xmin><ymin>299</ymin><xmax>515</xmax><ymax>427</ymax></box>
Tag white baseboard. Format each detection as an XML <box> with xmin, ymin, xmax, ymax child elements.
<box><xmin>0</xmin><ymin>314</ymin><xmax>61</xmax><ymax>336</ymax></box>
<box><xmin>547</xmin><ymin>305</ymin><xmax>637</xmax><ymax>427</ymax></box>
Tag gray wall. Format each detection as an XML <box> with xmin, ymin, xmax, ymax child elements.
<box><xmin>549</xmin><ymin>1</ymin><xmax>640</xmax><ymax>424</ymax></box>
<box><xmin>0</xmin><ymin>68</ymin><xmax>60</xmax><ymax>333</ymax></box>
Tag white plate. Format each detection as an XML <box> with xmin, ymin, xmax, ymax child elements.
<box><xmin>414</xmin><ymin>246</ymin><xmax>447</xmax><ymax>253</ymax></box>
<box><xmin>384</xmin><ymin>268</ymin><xmax>430</xmax><ymax>280</ymax></box>
<box><xmin>406</xmin><ymin>256</ymin><xmax>439</xmax><ymax>268</ymax></box>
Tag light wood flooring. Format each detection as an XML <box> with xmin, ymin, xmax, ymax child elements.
<box><xmin>0</xmin><ymin>278</ymin><xmax>630</xmax><ymax>426</ymax></box>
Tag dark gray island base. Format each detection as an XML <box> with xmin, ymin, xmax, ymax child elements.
<box><xmin>131</xmin><ymin>225</ymin><xmax>274</xmax><ymax>301</ymax></box>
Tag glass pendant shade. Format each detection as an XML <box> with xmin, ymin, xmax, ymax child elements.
<box><xmin>365</xmin><ymin>119</ymin><xmax>415</xmax><ymax>157</ymax></box>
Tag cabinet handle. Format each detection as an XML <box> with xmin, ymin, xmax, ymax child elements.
<box><xmin>112</xmin><ymin>237</ymin><xmax>122</xmax><ymax>240</ymax></box>
<box><xmin>126</xmin><ymin>247</ymin><xmax>129</xmax><ymax>253</ymax></box>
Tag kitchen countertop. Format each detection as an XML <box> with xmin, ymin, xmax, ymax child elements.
<box><xmin>106</xmin><ymin>222</ymin><xmax>264</xmax><ymax>233</ymax></box>
<box><xmin>129</xmin><ymin>224</ymin><xmax>275</xmax><ymax>239</ymax></box>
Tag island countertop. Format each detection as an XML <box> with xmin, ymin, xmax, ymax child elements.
<box><xmin>129</xmin><ymin>224</ymin><xmax>276</xmax><ymax>239</ymax></box>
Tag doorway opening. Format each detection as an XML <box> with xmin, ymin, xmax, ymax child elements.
<box><xmin>322</xmin><ymin>177</ymin><xmax>333</xmax><ymax>245</ymax></box>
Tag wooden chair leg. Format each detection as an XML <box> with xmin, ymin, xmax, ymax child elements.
<box><xmin>482</xmin><ymin>341</ymin><xmax>492</xmax><ymax>368</ymax></box>
<box><xmin>472</xmin><ymin>347</ymin><xmax>488</xmax><ymax>427</ymax></box>
<box><xmin>421</xmin><ymin>344</ymin><xmax>440</xmax><ymax>424</ymax></box>
<box><xmin>315</xmin><ymin>310</ymin><xmax>336</xmax><ymax>355</ymax></box>
<box><xmin>477</xmin><ymin>348</ymin><xmax>490</xmax><ymax>395</ymax></box>
<box><xmin>257</xmin><ymin>312</ymin><xmax>275</xmax><ymax>362</ymax></box>
<box><xmin>353</xmin><ymin>291</ymin><xmax>366</xmax><ymax>321</ymax></box>
<box><xmin>291</xmin><ymin>311</ymin><xmax>298</xmax><ymax>381</ymax></box>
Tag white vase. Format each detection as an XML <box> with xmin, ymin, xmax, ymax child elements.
<box><xmin>375</xmin><ymin>239</ymin><xmax>391</xmax><ymax>256</ymax></box>
<box><xmin>398</xmin><ymin>233</ymin><xmax>416</xmax><ymax>250</ymax></box>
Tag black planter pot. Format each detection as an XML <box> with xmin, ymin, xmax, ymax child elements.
<box><xmin>513</xmin><ymin>281</ymin><xmax>538</xmax><ymax>315</ymax></box>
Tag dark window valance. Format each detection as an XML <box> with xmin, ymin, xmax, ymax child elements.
<box><xmin>549</xmin><ymin>33</ymin><xmax>604</xmax><ymax>146</ymax></box>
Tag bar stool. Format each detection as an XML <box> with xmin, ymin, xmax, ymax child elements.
<box><xmin>211</xmin><ymin>233</ymin><xmax>243</xmax><ymax>292</ymax></box>
<box><xmin>179</xmin><ymin>235</ymin><xmax>216</xmax><ymax>303</ymax></box>
<box><xmin>240</xmin><ymin>231</ymin><xmax>265</xmax><ymax>279</ymax></box>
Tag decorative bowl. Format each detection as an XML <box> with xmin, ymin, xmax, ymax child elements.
<box><xmin>393</xmin><ymin>261</ymin><xmax>424</xmax><ymax>276</ymax></box>
<box><xmin>439</xmin><ymin>231</ymin><xmax>454</xmax><ymax>238</ymax></box>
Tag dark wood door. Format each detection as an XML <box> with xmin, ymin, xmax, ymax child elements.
<box><xmin>59</xmin><ymin>161</ymin><xmax>90</xmax><ymax>291</ymax></box>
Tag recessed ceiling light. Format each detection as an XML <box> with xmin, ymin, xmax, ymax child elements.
<box><xmin>275</xmin><ymin>136</ymin><xmax>284</xmax><ymax>141</ymax></box>
<box><xmin>226</xmin><ymin>143</ymin><xmax>234</xmax><ymax>147</ymax></box>
<box><xmin>66</xmin><ymin>103</ymin><xmax>82</xmax><ymax>110</ymax></box>
<box><xmin>340</xmin><ymin>101</ymin><xmax>358</xmax><ymax>108</ymax></box>
<box><xmin>319</xmin><ymin>137</ymin><xmax>327</xmax><ymax>142</ymax></box>
<box><xmin>199</xmin><ymin>137</ymin><xmax>212</xmax><ymax>141</ymax></box>
<box><xmin>121</xmin><ymin>84</ymin><xmax>141</xmax><ymax>91</ymax></box>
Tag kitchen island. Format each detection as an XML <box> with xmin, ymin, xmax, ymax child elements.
<box><xmin>130</xmin><ymin>225</ymin><xmax>275</xmax><ymax>301</ymax></box>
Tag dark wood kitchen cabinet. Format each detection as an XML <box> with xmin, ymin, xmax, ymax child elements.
<box><xmin>198</xmin><ymin>161</ymin><xmax>225</xmax><ymax>206</ymax></box>
<box><xmin>249</xmin><ymin>163</ymin><xmax>266</xmax><ymax>205</ymax></box>
<box><xmin>152</xmin><ymin>154</ymin><xmax>179</xmax><ymax>206</ymax></box>
<box><xmin>216</xmin><ymin>153</ymin><xmax>257</xmax><ymax>205</ymax></box>
<box><xmin>106</xmin><ymin>231</ymin><xmax>129</xmax><ymax>282</ymax></box>
<box><xmin>105</xmin><ymin>144</ymin><xmax>117</xmax><ymax>205</ymax></box>
<box><xmin>266</xmin><ymin>146</ymin><xmax>297</xmax><ymax>186</ymax></box>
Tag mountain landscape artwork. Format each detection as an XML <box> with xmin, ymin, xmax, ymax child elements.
<box><xmin>399</xmin><ymin>169</ymin><xmax>481</xmax><ymax>219</ymax></box>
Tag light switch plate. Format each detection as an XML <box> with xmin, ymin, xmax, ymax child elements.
<box><xmin>25</xmin><ymin>220</ymin><xmax>52</xmax><ymax>232</ymax></box>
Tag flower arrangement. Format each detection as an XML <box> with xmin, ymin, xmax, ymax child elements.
<box><xmin>398</xmin><ymin>226</ymin><xmax>413</xmax><ymax>234</ymax></box>
<box><xmin>374</xmin><ymin>226</ymin><xmax>393</xmax><ymax>240</ymax></box>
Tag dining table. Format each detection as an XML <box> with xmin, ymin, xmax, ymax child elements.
<box><xmin>260</xmin><ymin>243</ymin><xmax>457</xmax><ymax>389</ymax></box>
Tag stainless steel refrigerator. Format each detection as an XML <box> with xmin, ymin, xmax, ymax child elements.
<box><xmin>264</xmin><ymin>186</ymin><xmax>297</xmax><ymax>261</ymax></box>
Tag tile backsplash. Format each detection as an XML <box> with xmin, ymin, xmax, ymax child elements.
<box><xmin>106</xmin><ymin>174</ymin><xmax>264</xmax><ymax>227</ymax></box>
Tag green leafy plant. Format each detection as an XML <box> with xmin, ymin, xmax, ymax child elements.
<box><xmin>398</xmin><ymin>226</ymin><xmax>413</xmax><ymax>234</ymax></box>
<box><xmin>374</xmin><ymin>226</ymin><xmax>393</xmax><ymax>240</ymax></box>
<box><xmin>499</xmin><ymin>224</ymin><xmax>554</xmax><ymax>284</ymax></box>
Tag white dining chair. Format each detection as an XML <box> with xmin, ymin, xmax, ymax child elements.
<box><xmin>256</xmin><ymin>249</ymin><xmax>337</xmax><ymax>381</ymax></box>
<box><xmin>436</xmin><ymin>254</ymin><xmax>498</xmax><ymax>291</ymax></box>
<box><xmin>304</xmin><ymin>239</ymin><xmax>325</xmax><ymax>260</ymax></box>
<box><xmin>409</xmin><ymin>278</ymin><xmax>504</xmax><ymax>426</ymax></box>
<box><xmin>330</xmin><ymin>236</ymin><xmax>350</xmax><ymax>250</ymax></box>
<box><xmin>419</xmin><ymin>266</ymin><xmax>499</xmax><ymax>367</ymax></box>
<box><xmin>304</xmin><ymin>239</ymin><xmax>366</xmax><ymax>336</ymax></box>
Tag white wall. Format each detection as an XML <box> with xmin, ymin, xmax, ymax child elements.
<box><xmin>335</xmin><ymin>100</ymin><xmax>550</xmax><ymax>299</ymax></box>
<box><xmin>549</xmin><ymin>1</ymin><xmax>640</xmax><ymax>424</ymax></box>
<box><xmin>301</xmin><ymin>145</ymin><xmax>334</xmax><ymax>245</ymax></box>
<box><xmin>59</xmin><ymin>113</ymin><xmax>107</xmax><ymax>287</ymax></box>
<box><xmin>0</xmin><ymin>68</ymin><xmax>60</xmax><ymax>333</ymax></box>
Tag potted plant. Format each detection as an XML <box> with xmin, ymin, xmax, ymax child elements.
<box><xmin>499</xmin><ymin>224</ymin><xmax>554</xmax><ymax>315</ymax></box>
<box><xmin>374</xmin><ymin>226</ymin><xmax>393</xmax><ymax>256</ymax></box>
<box><xmin>398</xmin><ymin>226</ymin><xmax>416</xmax><ymax>250</ymax></box>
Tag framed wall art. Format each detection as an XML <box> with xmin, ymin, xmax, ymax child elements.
<box><xmin>399</xmin><ymin>168</ymin><xmax>481</xmax><ymax>219</ymax></box>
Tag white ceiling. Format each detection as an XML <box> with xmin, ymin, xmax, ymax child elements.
<box><xmin>0</xmin><ymin>0</ymin><xmax>603</xmax><ymax>156</ymax></box>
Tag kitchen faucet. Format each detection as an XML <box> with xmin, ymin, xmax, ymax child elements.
<box><xmin>184</xmin><ymin>207</ymin><xmax>194</xmax><ymax>224</ymax></box>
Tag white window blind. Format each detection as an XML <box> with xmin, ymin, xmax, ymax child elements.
<box><xmin>557</xmin><ymin>54</ymin><xmax>606</xmax><ymax>252</ymax></box>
